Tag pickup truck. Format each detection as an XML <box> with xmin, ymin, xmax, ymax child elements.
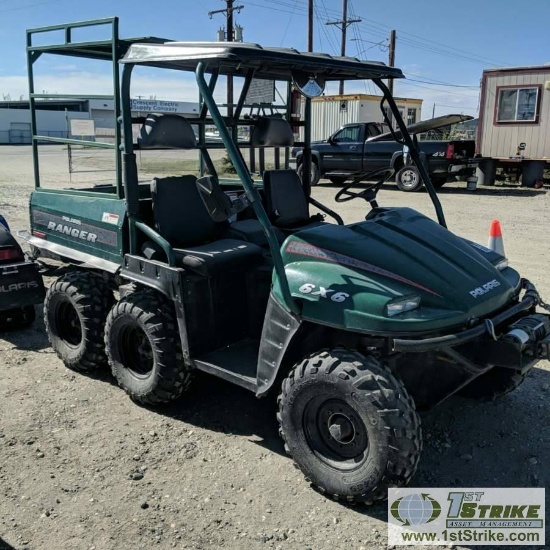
<box><xmin>290</xmin><ymin>114</ymin><xmax>476</xmax><ymax>191</ymax></box>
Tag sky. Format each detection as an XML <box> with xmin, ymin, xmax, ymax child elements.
<box><xmin>0</xmin><ymin>0</ymin><xmax>549</xmax><ymax>119</ymax></box>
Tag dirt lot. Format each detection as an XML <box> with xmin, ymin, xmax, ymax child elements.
<box><xmin>1</xmin><ymin>145</ymin><xmax>549</xmax><ymax>550</ymax></box>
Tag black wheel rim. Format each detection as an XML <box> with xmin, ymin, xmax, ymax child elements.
<box><xmin>55</xmin><ymin>300</ymin><xmax>82</xmax><ymax>347</ymax></box>
<box><xmin>303</xmin><ymin>397</ymin><xmax>369</xmax><ymax>470</ymax></box>
<box><xmin>118</xmin><ymin>323</ymin><xmax>154</xmax><ymax>378</ymax></box>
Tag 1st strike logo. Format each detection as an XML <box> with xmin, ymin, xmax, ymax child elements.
<box><xmin>47</xmin><ymin>221</ymin><xmax>97</xmax><ymax>243</ymax></box>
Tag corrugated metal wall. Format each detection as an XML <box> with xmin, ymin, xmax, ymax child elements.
<box><xmin>310</xmin><ymin>99</ymin><xmax>362</xmax><ymax>141</ymax></box>
<box><xmin>480</xmin><ymin>71</ymin><xmax>550</xmax><ymax>159</ymax></box>
<box><xmin>305</xmin><ymin>97</ymin><xmax>422</xmax><ymax>141</ymax></box>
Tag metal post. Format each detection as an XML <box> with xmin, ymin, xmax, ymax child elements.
<box><xmin>308</xmin><ymin>0</ymin><xmax>313</xmax><ymax>52</ymax></box>
<box><xmin>227</xmin><ymin>0</ymin><xmax>234</xmax><ymax>120</ymax></box>
<box><xmin>388</xmin><ymin>30</ymin><xmax>396</xmax><ymax>95</ymax></box>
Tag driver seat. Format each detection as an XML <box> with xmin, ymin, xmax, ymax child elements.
<box><xmin>262</xmin><ymin>169</ymin><xmax>326</xmax><ymax>233</ymax></box>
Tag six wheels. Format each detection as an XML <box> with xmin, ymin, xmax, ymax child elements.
<box><xmin>44</xmin><ymin>271</ymin><xmax>114</xmax><ymax>372</ymax></box>
<box><xmin>277</xmin><ymin>348</ymin><xmax>422</xmax><ymax>503</ymax></box>
<box><xmin>458</xmin><ymin>366</ymin><xmax>528</xmax><ymax>400</ymax></box>
<box><xmin>104</xmin><ymin>289</ymin><xmax>192</xmax><ymax>405</ymax></box>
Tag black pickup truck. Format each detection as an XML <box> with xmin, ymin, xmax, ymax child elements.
<box><xmin>290</xmin><ymin>114</ymin><xmax>476</xmax><ymax>191</ymax></box>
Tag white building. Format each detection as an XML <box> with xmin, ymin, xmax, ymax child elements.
<box><xmin>0</xmin><ymin>99</ymin><xmax>199</xmax><ymax>144</ymax></box>
<box><xmin>309</xmin><ymin>93</ymin><xmax>423</xmax><ymax>141</ymax></box>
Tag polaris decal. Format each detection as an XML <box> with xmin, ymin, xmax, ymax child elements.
<box><xmin>32</xmin><ymin>210</ymin><xmax>118</xmax><ymax>248</ymax></box>
<box><xmin>299</xmin><ymin>283</ymin><xmax>349</xmax><ymax>303</ymax></box>
<box><xmin>469</xmin><ymin>279</ymin><xmax>501</xmax><ymax>298</ymax></box>
<box><xmin>0</xmin><ymin>281</ymin><xmax>39</xmax><ymax>293</ymax></box>
<box><xmin>285</xmin><ymin>241</ymin><xmax>442</xmax><ymax>297</ymax></box>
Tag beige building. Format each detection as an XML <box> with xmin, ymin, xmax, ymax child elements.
<box><xmin>476</xmin><ymin>65</ymin><xmax>550</xmax><ymax>186</ymax></box>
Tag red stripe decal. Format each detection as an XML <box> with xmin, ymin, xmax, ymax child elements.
<box><xmin>285</xmin><ymin>241</ymin><xmax>441</xmax><ymax>297</ymax></box>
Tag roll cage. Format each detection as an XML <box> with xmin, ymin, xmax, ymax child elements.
<box><xmin>26</xmin><ymin>17</ymin><xmax>446</xmax><ymax>315</ymax></box>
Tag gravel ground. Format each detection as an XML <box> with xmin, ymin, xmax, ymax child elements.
<box><xmin>0</xmin><ymin>145</ymin><xmax>549</xmax><ymax>550</ymax></box>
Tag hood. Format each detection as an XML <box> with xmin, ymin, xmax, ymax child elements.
<box><xmin>368</xmin><ymin>114</ymin><xmax>474</xmax><ymax>142</ymax></box>
<box><xmin>278</xmin><ymin>207</ymin><xmax>520</xmax><ymax>333</ymax></box>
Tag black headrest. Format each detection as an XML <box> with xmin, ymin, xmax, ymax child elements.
<box><xmin>250</xmin><ymin>116</ymin><xmax>294</xmax><ymax>147</ymax></box>
<box><xmin>138</xmin><ymin>113</ymin><xmax>196</xmax><ymax>149</ymax></box>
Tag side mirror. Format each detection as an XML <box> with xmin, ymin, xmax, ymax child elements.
<box><xmin>196</xmin><ymin>175</ymin><xmax>248</xmax><ymax>223</ymax></box>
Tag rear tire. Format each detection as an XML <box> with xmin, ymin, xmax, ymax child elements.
<box><xmin>297</xmin><ymin>161</ymin><xmax>321</xmax><ymax>186</ymax></box>
<box><xmin>277</xmin><ymin>348</ymin><xmax>422</xmax><ymax>503</ymax></box>
<box><xmin>105</xmin><ymin>290</ymin><xmax>192</xmax><ymax>405</ymax></box>
<box><xmin>396</xmin><ymin>166</ymin><xmax>423</xmax><ymax>192</ymax></box>
<box><xmin>458</xmin><ymin>367</ymin><xmax>528</xmax><ymax>400</ymax></box>
<box><xmin>44</xmin><ymin>271</ymin><xmax>114</xmax><ymax>372</ymax></box>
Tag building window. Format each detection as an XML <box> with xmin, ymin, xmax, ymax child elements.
<box><xmin>496</xmin><ymin>86</ymin><xmax>540</xmax><ymax>123</ymax></box>
<box><xmin>407</xmin><ymin>108</ymin><xmax>417</xmax><ymax>125</ymax></box>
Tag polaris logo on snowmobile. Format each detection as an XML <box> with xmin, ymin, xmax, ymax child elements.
<box><xmin>47</xmin><ymin>221</ymin><xmax>97</xmax><ymax>243</ymax></box>
<box><xmin>470</xmin><ymin>279</ymin><xmax>501</xmax><ymax>298</ymax></box>
<box><xmin>0</xmin><ymin>281</ymin><xmax>39</xmax><ymax>293</ymax></box>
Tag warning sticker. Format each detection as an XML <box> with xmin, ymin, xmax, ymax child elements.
<box><xmin>102</xmin><ymin>212</ymin><xmax>120</xmax><ymax>226</ymax></box>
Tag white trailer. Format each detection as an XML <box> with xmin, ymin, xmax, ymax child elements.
<box><xmin>476</xmin><ymin>65</ymin><xmax>550</xmax><ymax>187</ymax></box>
<box><xmin>309</xmin><ymin>93</ymin><xmax>422</xmax><ymax>141</ymax></box>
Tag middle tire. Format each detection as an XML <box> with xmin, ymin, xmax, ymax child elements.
<box><xmin>105</xmin><ymin>289</ymin><xmax>192</xmax><ymax>405</ymax></box>
<box><xmin>278</xmin><ymin>348</ymin><xmax>422</xmax><ymax>504</ymax></box>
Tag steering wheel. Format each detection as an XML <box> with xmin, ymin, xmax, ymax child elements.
<box><xmin>334</xmin><ymin>167</ymin><xmax>395</xmax><ymax>206</ymax></box>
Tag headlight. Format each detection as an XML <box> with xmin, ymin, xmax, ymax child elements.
<box><xmin>386</xmin><ymin>295</ymin><xmax>421</xmax><ymax>317</ymax></box>
<box><xmin>494</xmin><ymin>258</ymin><xmax>508</xmax><ymax>271</ymax></box>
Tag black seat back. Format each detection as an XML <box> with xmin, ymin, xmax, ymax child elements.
<box><xmin>151</xmin><ymin>176</ymin><xmax>223</xmax><ymax>247</ymax></box>
<box><xmin>250</xmin><ymin>116</ymin><xmax>294</xmax><ymax>147</ymax></box>
<box><xmin>263</xmin><ymin>169</ymin><xmax>310</xmax><ymax>228</ymax></box>
<box><xmin>138</xmin><ymin>113</ymin><xmax>197</xmax><ymax>149</ymax></box>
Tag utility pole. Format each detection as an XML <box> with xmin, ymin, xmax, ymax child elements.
<box><xmin>308</xmin><ymin>0</ymin><xmax>313</xmax><ymax>52</ymax></box>
<box><xmin>326</xmin><ymin>0</ymin><xmax>361</xmax><ymax>94</ymax></box>
<box><xmin>388</xmin><ymin>29</ymin><xmax>396</xmax><ymax>95</ymax></box>
<box><xmin>209</xmin><ymin>1</ymin><xmax>244</xmax><ymax>118</ymax></box>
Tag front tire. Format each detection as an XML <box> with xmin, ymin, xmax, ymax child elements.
<box><xmin>278</xmin><ymin>349</ymin><xmax>422</xmax><ymax>503</ymax></box>
<box><xmin>396</xmin><ymin>166</ymin><xmax>423</xmax><ymax>192</ymax></box>
<box><xmin>458</xmin><ymin>367</ymin><xmax>528</xmax><ymax>400</ymax></box>
<box><xmin>44</xmin><ymin>272</ymin><xmax>114</xmax><ymax>372</ymax></box>
<box><xmin>105</xmin><ymin>290</ymin><xmax>192</xmax><ymax>405</ymax></box>
<box><xmin>297</xmin><ymin>161</ymin><xmax>321</xmax><ymax>186</ymax></box>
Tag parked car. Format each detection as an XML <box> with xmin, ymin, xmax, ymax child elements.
<box><xmin>291</xmin><ymin>114</ymin><xmax>476</xmax><ymax>191</ymax></box>
<box><xmin>0</xmin><ymin>215</ymin><xmax>45</xmax><ymax>329</ymax></box>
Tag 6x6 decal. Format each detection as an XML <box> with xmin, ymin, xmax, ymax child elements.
<box><xmin>298</xmin><ymin>283</ymin><xmax>349</xmax><ymax>303</ymax></box>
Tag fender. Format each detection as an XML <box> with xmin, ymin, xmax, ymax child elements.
<box><xmin>295</xmin><ymin>150</ymin><xmax>322</xmax><ymax>172</ymax></box>
<box><xmin>391</xmin><ymin>151</ymin><xmax>430</xmax><ymax>171</ymax></box>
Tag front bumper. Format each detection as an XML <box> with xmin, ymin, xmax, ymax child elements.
<box><xmin>0</xmin><ymin>260</ymin><xmax>45</xmax><ymax>311</ymax></box>
<box><xmin>392</xmin><ymin>280</ymin><xmax>550</xmax><ymax>366</ymax></box>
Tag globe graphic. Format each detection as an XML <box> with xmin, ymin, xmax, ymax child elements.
<box><xmin>396</xmin><ymin>494</ymin><xmax>437</xmax><ymax>526</ymax></box>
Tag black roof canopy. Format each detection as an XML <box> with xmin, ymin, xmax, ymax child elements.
<box><xmin>121</xmin><ymin>41</ymin><xmax>404</xmax><ymax>81</ymax></box>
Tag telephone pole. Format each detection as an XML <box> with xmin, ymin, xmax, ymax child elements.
<box><xmin>308</xmin><ymin>0</ymin><xmax>313</xmax><ymax>52</ymax></box>
<box><xmin>209</xmin><ymin>1</ymin><xmax>244</xmax><ymax>118</ymax></box>
<box><xmin>326</xmin><ymin>0</ymin><xmax>361</xmax><ymax>94</ymax></box>
<box><xmin>388</xmin><ymin>29</ymin><xmax>396</xmax><ymax>95</ymax></box>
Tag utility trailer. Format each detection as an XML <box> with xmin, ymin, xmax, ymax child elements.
<box><xmin>21</xmin><ymin>18</ymin><xmax>550</xmax><ymax>504</ymax></box>
<box><xmin>476</xmin><ymin>65</ymin><xmax>550</xmax><ymax>187</ymax></box>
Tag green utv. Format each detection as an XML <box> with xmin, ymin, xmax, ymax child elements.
<box><xmin>21</xmin><ymin>18</ymin><xmax>550</xmax><ymax>503</ymax></box>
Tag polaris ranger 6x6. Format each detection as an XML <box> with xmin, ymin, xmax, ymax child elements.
<box><xmin>21</xmin><ymin>18</ymin><xmax>550</xmax><ymax>503</ymax></box>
